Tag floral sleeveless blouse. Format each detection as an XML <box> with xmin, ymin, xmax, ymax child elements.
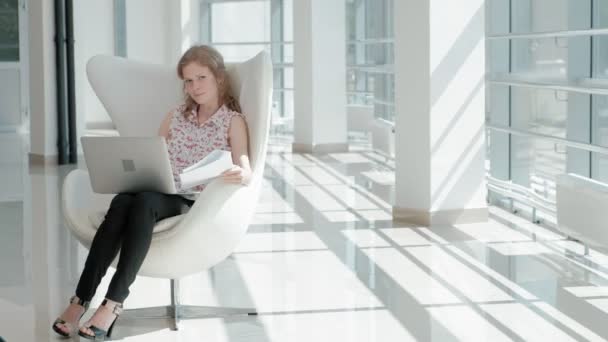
<box><xmin>167</xmin><ymin>104</ymin><xmax>245</xmax><ymax>195</ymax></box>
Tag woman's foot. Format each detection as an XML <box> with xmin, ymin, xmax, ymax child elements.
<box><xmin>52</xmin><ymin>296</ymin><xmax>88</xmax><ymax>337</ymax></box>
<box><xmin>79</xmin><ymin>299</ymin><xmax>122</xmax><ymax>338</ymax></box>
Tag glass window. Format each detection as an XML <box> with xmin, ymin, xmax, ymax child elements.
<box><xmin>510</xmin><ymin>88</ymin><xmax>567</xmax><ymax>139</ymax></box>
<box><xmin>0</xmin><ymin>0</ymin><xmax>19</xmax><ymax>61</ymax></box>
<box><xmin>345</xmin><ymin>0</ymin><xmax>394</xmax><ymax>120</ymax></box>
<box><xmin>211</xmin><ymin>1</ymin><xmax>270</xmax><ymax>45</ymax></box>
<box><xmin>283</xmin><ymin>0</ymin><xmax>292</xmax><ymax>42</ymax></box>
<box><xmin>510</xmin><ymin>0</ymin><xmax>587</xmax><ymax>33</ymax></box>
<box><xmin>114</xmin><ymin>0</ymin><xmax>127</xmax><ymax>57</ymax></box>
<box><xmin>590</xmin><ymin>0</ymin><xmax>608</xmax><ymax>181</ymax></box>
<box><xmin>202</xmin><ymin>0</ymin><xmax>293</xmax><ymax>138</ymax></box>
<box><xmin>510</xmin><ymin>37</ymin><xmax>569</xmax><ymax>81</ymax></box>
<box><xmin>511</xmin><ymin>135</ymin><xmax>567</xmax><ymax>201</ymax></box>
<box><xmin>486</xmin><ymin>0</ymin><xmax>608</xmax><ymax>220</ymax></box>
<box><xmin>593</xmin><ymin>1</ymin><xmax>608</xmax><ymax>79</ymax></box>
<box><xmin>210</xmin><ymin>1</ymin><xmax>271</xmax><ymax>62</ymax></box>
<box><xmin>592</xmin><ymin>94</ymin><xmax>608</xmax><ymax>180</ymax></box>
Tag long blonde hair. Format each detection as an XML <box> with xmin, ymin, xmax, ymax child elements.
<box><xmin>177</xmin><ymin>45</ymin><xmax>241</xmax><ymax>115</ymax></box>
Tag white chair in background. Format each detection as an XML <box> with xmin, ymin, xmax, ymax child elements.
<box><xmin>61</xmin><ymin>51</ymin><xmax>273</xmax><ymax>329</ymax></box>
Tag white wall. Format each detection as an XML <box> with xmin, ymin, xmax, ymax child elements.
<box><xmin>29</xmin><ymin>0</ymin><xmax>114</xmax><ymax>157</ymax></box>
<box><xmin>27</xmin><ymin>0</ymin><xmax>200</xmax><ymax>157</ymax></box>
<box><xmin>74</xmin><ymin>0</ymin><xmax>114</xmax><ymax>132</ymax></box>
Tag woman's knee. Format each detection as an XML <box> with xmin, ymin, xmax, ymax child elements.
<box><xmin>129</xmin><ymin>192</ymin><xmax>162</xmax><ymax>218</ymax></box>
<box><xmin>103</xmin><ymin>193</ymin><xmax>135</xmax><ymax>222</ymax></box>
<box><xmin>132</xmin><ymin>192</ymin><xmax>160</xmax><ymax>207</ymax></box>
<box><xmin>110</xmin><ymin>193</ymin><xmax>135</xmax><ymax>208</ymax></box>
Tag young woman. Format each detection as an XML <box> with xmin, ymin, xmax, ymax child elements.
<box><xmin>52</xmin><ymin>45</ymin><xmax>251</xmax><ymax>340</ymax></box>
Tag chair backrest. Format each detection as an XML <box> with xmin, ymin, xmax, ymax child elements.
<box><xmin>86</xmin><ymin>52</ymin><xmax>273</xmax><ymax>174</ymax></box>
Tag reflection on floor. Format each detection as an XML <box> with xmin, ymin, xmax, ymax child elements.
<box><xmin>2</xmin><ymin>133</ymin><xmax>608</xmax><ymax>341</ymax></box>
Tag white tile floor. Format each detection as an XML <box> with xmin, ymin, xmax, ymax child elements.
<box><xmin>2</xmin><ymin>133</ymin><xmax>608</xmax><ymax>341</ymax></box>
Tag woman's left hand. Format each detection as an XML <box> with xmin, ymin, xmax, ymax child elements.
<box><xmin>221</xmin><ymin>165</ymin><xmax>251</xmax><ymax>185</ymax></box>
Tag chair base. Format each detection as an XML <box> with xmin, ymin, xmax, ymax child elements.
<box><xmin>119</xmin><ymin>279</ymin><xmax>256</xmax><ymax>331</ymax></box>
<box><xmin>121</xmin><ymin>305</ymin><xmax>257</xmax><ymax>331</ymax></box>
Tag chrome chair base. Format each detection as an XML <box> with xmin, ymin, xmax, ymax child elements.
<box><xmin>119</xmin><ymin>279</ymin><xmax>257</xmax><ymax>331</ymax></box>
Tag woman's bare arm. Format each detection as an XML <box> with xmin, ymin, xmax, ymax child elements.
<box><xmin>158</xmin><ymin>111</ymin><xmax>173</xmax><ymax>139</ymax></box>
<box><xmin>222</xmin><ymin>115</ymin><xmax>252</xmax><ymax>185</ymax></box>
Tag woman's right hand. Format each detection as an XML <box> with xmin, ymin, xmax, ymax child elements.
<box><xmin>221</xmin><ymin>165</ymin><xmax>251</xmax><ymax>185</ymax></box>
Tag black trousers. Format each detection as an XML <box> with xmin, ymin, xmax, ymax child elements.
<box><xmin>75</xmin><ymin>191</ymin><xmax>194</xmax><ymax>303</ymax></box>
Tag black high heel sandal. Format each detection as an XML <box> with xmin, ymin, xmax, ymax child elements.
<box><xmin>51</xmin><ymin>295</ymin><xmax>90</xmax><ymax>338</ymax></box>
<box><xmin>78</xmin><ymin>299</ymin><xmax>123</xmax><ymax>341</ymax></box>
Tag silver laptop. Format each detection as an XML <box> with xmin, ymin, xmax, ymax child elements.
<box><xmin>81</xmin><ymin>136</ymin><xmax>177</xmax><ymax>194</ymax></box>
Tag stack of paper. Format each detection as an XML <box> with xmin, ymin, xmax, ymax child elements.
<box><xmin>179</xmin><ymin>150</ymin><xmax>234</xmax><ymax>189</ymax></box>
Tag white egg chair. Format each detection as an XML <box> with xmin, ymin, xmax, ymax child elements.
<box><xmin>61</xmin><ymin>51</ymin><xmax>272</xmax><ymax>330</ymax></box>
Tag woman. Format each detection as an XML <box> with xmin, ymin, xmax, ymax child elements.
<box><xmin>52</xmin><ymin>45</ymin><xmax>251</xmax><ymax>340</ymax></box>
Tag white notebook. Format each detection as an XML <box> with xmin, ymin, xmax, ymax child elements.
<box><xmin>179</xmin><ymin>150</ymin><xmax>234</xmax><ymax>189</ymax></box>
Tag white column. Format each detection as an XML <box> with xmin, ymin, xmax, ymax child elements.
<box><xmin>393</xmin><ymin>0</ymin><xmax>488</xmax><ymax>226</ymax></box>
<box><xmin>126</xmin><ymin>0</ymin><xmax>199</xmax><ymax>65</ymax></box>
<box><xmin>292</xmin><ymin>0</ymin><xmax>347</xmax><ymax>153</ymax></box>
<box><xmin>181</xmin><ymin>0</ymin><xmax>201</xmax><ymax>56</ymax></box>
<box><xmin>125</xmin><ymin>0</ymin><xmax>169</xmax><ymax>65</ymax></box>
<box><xmin>167</xmin><ymin>0</ymin><xmax>201</xmax><ymax>64</ymax></box>
<box><xmin>28</xmin><ymin>0</ymin><xmax>57</xmax><ymax>160</ymax></box>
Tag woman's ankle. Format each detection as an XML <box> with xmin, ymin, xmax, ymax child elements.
<box><xmin>80</xmin><ymin>298</ymin><xmax>122</xmax><ymax>334</ymax></box>
<box><xmin>70</xmin><ymin>295</ymin><xmax>91</xmax><ymax>308</ymax></box>
<box><xmin>103</xmin><ymin>298</ymin><xmax>120</xmax><ymax>307</ymax></box>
